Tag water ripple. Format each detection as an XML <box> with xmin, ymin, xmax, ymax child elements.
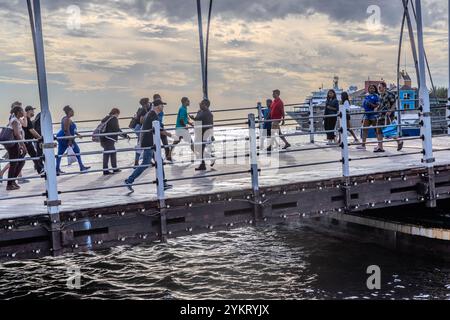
<box><xmin>0</xmin><ymin>224</ymin><xmax>449</xmax><ymax>299</ymax></box>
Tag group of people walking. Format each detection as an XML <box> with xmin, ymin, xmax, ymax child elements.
<box><xmin>260</xmin><ymin>89</ymin><xmax>292</xmax><ymax>151</ymax></box>
<box><xmin>0</xmin><ymin>102</ymin><xmax>44</xmax><ymax>190</ymax></box>
<box><xmin>124</xmin><ymin>95</ymin><xmax>214</xmax><ymax>192</ymax></box>
<box><xmin>322</xmin><ymin>81</ymin><xmax>404</xmax><ymax>152</ymax></box>
<box><xmin>1</xmin><ymin>83</ymin><xmax>403</xmax><ymax>192</ymax></box>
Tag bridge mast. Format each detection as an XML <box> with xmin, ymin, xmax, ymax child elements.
<box><xmin>27</xmin><ymin>0</ymin><xmax>62</xmax><ymax>253</ymax></box>
<box><xmin>415</xmin><ymin>0</ymin><xmax>437</xmax><ymax>208</ymax></box>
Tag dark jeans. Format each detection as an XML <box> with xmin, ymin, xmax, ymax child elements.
<box><xmin>161</xmin><ymin>135</ymin><xmax>171</xmax><ymax>159</ymax></box>
<box><xmin>101</xmin><ymin>139</ymin><xmax>117</xmax><ymax>172</ymax></box>
<box><xmin>324</xmin><ymin>115</ymin><xmax>338</xmax><ymax>140</ymax></box>
<box><xmin>25</xmin><ymin>142</ymin><xmax>43</xmax><ymax>173</ymax></box>
<box><xmin>126</xmin><ymin>149</ymin><xmax>166</xmax><ymax>184</ymax></box>
<box><xmin>36</xmin><ymin>142</ymin><xmax>43</xmax><ymax>162</ymax></box>
<box><xmin>6</xmin><ymin>144</ymin><xmax>25</xmax><ymax>186</ymax></box>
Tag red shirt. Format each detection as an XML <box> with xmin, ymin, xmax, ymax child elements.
<box><xmin>270</xmin><ymin>98</ymin><xmax>285</xmax><ymax>120</ymax></box>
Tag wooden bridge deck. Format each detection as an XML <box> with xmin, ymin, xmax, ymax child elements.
<box><xmin>0</xmin><ymin>135</ymin><xmax>449</xmax><ymax>261</ymax></box>
<box><xmin>0</xmin><ymin>135</ymin><xmax>449</xmax><ymax>219</ymax></box>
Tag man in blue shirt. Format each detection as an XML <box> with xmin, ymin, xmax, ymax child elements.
<box><xmin>152</xmin><ymin>94</ymin><xmax>172</xmax><ymax>162</ymax></box>
<box><xmin>172</xmin><ymin>97</ymin><xmax>194</xmax><ymax>155</ymax></box>
<box><xmin>260</xmin><ymin>99</ymin><xmax>272</xmax><ymax>148</ymax></box>
<box><xmin>125</xmin><ymin>100</ymin><xmax>172</xmax><ymax>193</ymax></box>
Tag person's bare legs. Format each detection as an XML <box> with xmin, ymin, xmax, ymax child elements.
<box><xmin>278</xmin><ymin>128</ymin><xmax>290</xmax><ymax>147</ymax></box>
<box><xmin>349</xmin><ymin>129</ymin><xmax>359</xmax><ymax>143</ymax></box>
<box><xmin>376</xmin><ymin>128</ymin><xmax>384</xmax><ymax>150</ymax></box>
<box><xmin>361</xmin><ymin>119</ymin><xmax>369</xmax><ymax>147</ymax></box>
<box><xmin>0</xmin><ymin>164</ymin><xmax>10</xmax><ymax>182</ymax></box>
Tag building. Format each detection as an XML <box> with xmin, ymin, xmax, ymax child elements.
<box><xmin>349</xmin><ymin>78</ymin><xmax>386</xmax><ymax>106</ymax></box>
<box><xmin>398</xmin><ymin>70</ymin><xmax>417</xmax><ymax>110</ymax></box>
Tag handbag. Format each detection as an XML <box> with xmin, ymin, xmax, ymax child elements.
<box><xmin>0</xmin><ymin>127</ymin><xmax>14</xmax><ymax>147</ymax></box>
<box><xmin>382</xmin><ymin>117</ymin><xmax>398</xmax><ymax>138</ymax></box>
<box><xmin>66</xmin><ymin>146</ymin><xmax>78</xmax><ymax>166</ymax></box>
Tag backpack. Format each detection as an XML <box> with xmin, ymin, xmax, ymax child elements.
<box><xmin>92</xmin><ymin>116</ymin><xmax>113</xmax><ymax>143</ymax></box>
<box><xmin>0</xmin><ymin>127</ymin><xmax>14</xmax><ymax>147</ymax></box>
<box><xmin>128</xmin><ymin>107</ymin><xmax>142</xmax><ymax>129</ymax></box>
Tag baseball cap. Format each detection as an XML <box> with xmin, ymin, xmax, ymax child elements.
<box><xmin>25</xmin><ymin>106</ymin><xmax>36</xmax><ymax>112</ymax></box>
<box><xmin>153</xmin><ymin>100</ymin><xmax>167</xmax><ymax>107</ymax></box>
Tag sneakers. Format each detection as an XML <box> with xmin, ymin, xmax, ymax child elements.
<box><xmin>356</xmin><ymin>145</ymin><xmax>367</xmax><ymax>150</ymax></box>
<box><xmin>113</xmin><ymin>169</ymin><xmax>122</xmax><ymax>174</ymax></box>
<box><xmin>397</xmin><ymin>141</ymin><xmax>404</xmax><ymax>151</ymax></box>
<box><xmin>373</xmin><ymin>148</ymin><xmax>386</xmax><ymax>153</ymax></box>
<box><xmin>164</xmin><ymin>184</ymin><xmax>173</xmax><ymax>191</ymax></box>
<box><xmin>80</xmin><ymin>166</ymin><xmax>91</xmax><ymax>172</ymax></box>
<box><xmin>124</xmin><ymin>180</ymin><xmax>134</xmax><ymax>193</ymax></box>
<box><xmin>195</xmin><ymin>163</ymin><xmax>207</xmax><ymax>171</ymax></box>
<box><xmin>282</xmin><ymin>143</ymin><xmax>291</xmax><ymax>150</ymax></box>
<box><xmin>6</xmin><ymin>184</ymin><xmax>20</xmax><ymax>191</ymax></box>
<box><xmin>103</xmin><ymin>171</ymin><xmax>113</xmax><ymax>176</ymax></box>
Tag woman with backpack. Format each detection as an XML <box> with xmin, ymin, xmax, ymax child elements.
<box><xmin>55</xmin><ymin>105</ymin><xmax>90</xmax><ymax>175</ymax></box>
<box><xmin>100</xmin><ymin>108</ymin><xmax>130</xmax><ymax>175</ymax></box>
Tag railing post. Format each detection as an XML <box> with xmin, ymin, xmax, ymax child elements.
<box><xmin>447</xmin><ymin>0</ymin><xmax>450</xmax><ymax>136</ymax></box>
<box><xmin>152</xmin><ymin>120</ymin><xmax>168</xmax><ymax>242</ymax></box>
<box><xmin>339</xmin><ymin>106</ymin><xmax>351</xmax><ymax>212</ymax></box>
<box><xmin>397</xmin><ymin>107</ymin><xmax>403</xmax><ymax>138</ymax></box>
<box><xmin>416</xmin><ymin>0</ymin><xmax>436</xmax><ymax>208</ymax></box>
<box><xmin>28</xmin><ymin>0</ymin><xmax>62</xmax><ymax>255</ymax></box>
<box><xmin>248</xmin><ymin>114</ymin><xmax>262</xmax><ymax>222</ymax></box>
<box><xmin>257</xmin><ymin>103</ymin><xmax>264</xmax><ymax>150</ymax></box>
<box><xmin>309</xmin><ymin>100</ymin><xmax>315</xmax><ymax>144</ymax></box>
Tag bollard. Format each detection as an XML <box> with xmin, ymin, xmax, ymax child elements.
<box><xmin>339</xmin><ymin>106</ymin><xmax>351</xmax><ymax>211</ymax></box>
<box><xmin>28</xmin><ymin>0</ymin><xmax>62</xmax><ymax>255</ymax></box>
<box><xmin>309</xmin><ymin>100</ymin><xmax>315</xmax><ymax>144</ymax></box>
<box><xmin>248</xmin><ymin>114</ymin><xmax>262</xmax><ymax>221</ymax></box>
<box><xmin>152</xmin><ymin>120</ymin><xmax>168</xmax><ymax>242</ymax></box>
<box><xmin>416</xmin><ymin>0</ymin><xmax>436</xmax><ymax>208</ymax></box>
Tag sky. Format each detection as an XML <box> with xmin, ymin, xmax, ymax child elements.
<box><xmin>0</xmin><ymin>0</ymin><xmax>448</xmax><ymax>122</ymax></box>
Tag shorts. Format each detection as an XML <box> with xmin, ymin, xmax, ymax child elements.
<box><xmin>271</xmin><ymin>120</ymin><xmax>282</xmax><ymax>130</ymax></box>
<box><xmin>174</xmin><ymin>128</ymin><xmax>192</xmax><ymax>143</ymax></box>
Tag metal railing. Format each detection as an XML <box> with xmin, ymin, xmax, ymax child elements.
<box><xmin>0</xmin><ymin>103</ymin><xmax>449</xmax><ymax>225</ymax></box>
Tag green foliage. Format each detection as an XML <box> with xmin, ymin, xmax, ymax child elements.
<box><xmin>430</xmin><ymin>87</ymin><xmax>448</xmax><ymax>99</ymax></box>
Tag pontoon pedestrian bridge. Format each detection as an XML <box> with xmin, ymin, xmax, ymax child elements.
<box><xmin>0</xmin><ymin>0</ymin><xmax>449</xmax><ymax>261</ymax></box>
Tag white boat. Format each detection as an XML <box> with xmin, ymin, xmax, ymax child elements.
<box><xmin>305</xmin><ymin>76</ymin><xmax>348</xmax><ymax>106</ymax></box>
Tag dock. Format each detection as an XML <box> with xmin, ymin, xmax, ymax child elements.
<box><xmin>1</xmin><ymin>128</ymin><xmax>449</xmax><ymax>261</ymax></box>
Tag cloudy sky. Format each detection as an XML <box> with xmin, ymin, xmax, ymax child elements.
<box><xmin>0</xmin><ymin>0</ymin><xmax>448</xmax><ymax>121</ymax></box>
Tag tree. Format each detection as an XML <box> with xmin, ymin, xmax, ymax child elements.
<box><xmin>429</xmin><ymin>87</ymin><xmax>448</xmax><ymax>100</ymax></box>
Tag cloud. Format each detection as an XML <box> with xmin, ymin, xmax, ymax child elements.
<box><xmin>0</xmin><ymin>0</ymin><xmax>447</xmax><ymax>122</ymax></box>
